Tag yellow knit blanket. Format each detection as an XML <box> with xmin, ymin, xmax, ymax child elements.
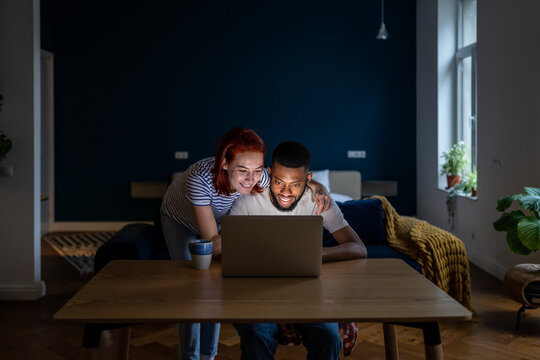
<box><xmin>372</xmin><ymin>196</ymin><xmax>477</xmax><ymax>320</ymax></box>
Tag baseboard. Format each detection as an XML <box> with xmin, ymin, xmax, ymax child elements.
<box><xmin>0</xmin><ymin>280</ymin><xmax>46</xmax><ymax>301</ymax></box>
<box><xmin>468</xmin><ymin>250</ymin><xmax>507</xmax><ymax>281</ymax></box>
<box><xmin>53</xmin><ymin>221</ymin><xmax>153</xmax><ymax>232</ymax></box>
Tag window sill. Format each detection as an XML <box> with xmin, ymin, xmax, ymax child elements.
<box><xmin>437</xmin><ymin>187</ymin><xmax>478</xmax><ymax>200</ymax></box>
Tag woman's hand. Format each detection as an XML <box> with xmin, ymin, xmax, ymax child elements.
<box><xmin>307</xmin><ymin>178</ymin><xmax>332</xmax><ymax>215</ymax></box>
<box><xmin>193</xmin><ymin>205</ymin><xmax>222</xmax><ymax>256</ymax></box>
<box><xmin>210</xmin><ymin>234</ymin><xmax>222</xmax><ymax>259</ymax></box>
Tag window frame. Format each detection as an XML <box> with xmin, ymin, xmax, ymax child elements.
<box><xmin>456</xmin><ymin>0</ymin><xmax>478</xmax><ymax>174</ymax></box>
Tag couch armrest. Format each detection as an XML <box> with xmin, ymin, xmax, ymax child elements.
<box><xmin>94</xmin><ymin>223</ymin><xmax>157</xmax><ymax>273</ymax></box>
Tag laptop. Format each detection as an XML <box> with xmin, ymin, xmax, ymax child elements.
<box><xmin>220</xmin><ymin>215</ymin><xmax>323</xmax><ymax>277</ymax></box>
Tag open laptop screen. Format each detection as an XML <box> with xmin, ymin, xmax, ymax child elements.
<box><xmin>220</xmin><ymin>215</ymin><xmax>323</xmax><ymax>277</ymax></box>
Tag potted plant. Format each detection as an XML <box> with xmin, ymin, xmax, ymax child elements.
<box><xmin>457</xmin><ymin>167</ymin><xmax>477</xmax><ymax>197</ymax></box>
<box><xmin>493</xmin><ymin>187</ymin><xmax>540</xmax><ymax>255</ymax></box>
<box><xmin>0</xmin><ymin>93</ymin><xmax>12</xmax><ymax>162</ymax></box>
<box><xmin>440</xmin><ymin>141</ymin><xmax>468</xmax><ymax>189</ymax></box>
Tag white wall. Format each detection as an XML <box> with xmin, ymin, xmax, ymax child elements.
<box><xmin>417</xmin><ymin>0</ymin><xmax>540</xmax><ymax>280</ymax></box>
<box><xmin>0</xmin><ymin>0</ymin><xmax>44</xmax><ymax>300</ymax></box>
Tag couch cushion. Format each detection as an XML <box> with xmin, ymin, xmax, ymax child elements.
<box><xmin>94</xmin><ymin>223</ymin><xmax>157</xmax><ymax>273</ymax></box>
<box><xmin>366</xmin><ymin>245</ymin><xmax>421</xmax><ymax>273</ymax></box>
<box><xmin>323</xmin><ymin>199</ymin><xmax>386</xmax><ymax>246</ymax></box>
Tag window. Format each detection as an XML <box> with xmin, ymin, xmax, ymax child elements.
<box><xmin>456</xmin><ymin>0</ymin><xmax>477</xmax><ymax>173</ymax></box>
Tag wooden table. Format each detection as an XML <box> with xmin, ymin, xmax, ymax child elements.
<box><xmin>54</xmin><ymin>258</ymin><xmax>471</xmax><ymax>359</ymax></box>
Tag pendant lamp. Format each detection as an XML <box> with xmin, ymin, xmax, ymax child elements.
<box><xmin>376</xmin><ymin>0</ymin><xmax>389</xmax><ymax>40</ymax></box>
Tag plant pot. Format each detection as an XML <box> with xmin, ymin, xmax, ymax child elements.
<box><xmin>471</xmin><ymin>188</ymin><xmax>477</xmax><ymax>197</ymax></box>
<box><xmin>446</xmin><ymin>175</ymin><xmax>461</xmax><ymax>189</ymax></box>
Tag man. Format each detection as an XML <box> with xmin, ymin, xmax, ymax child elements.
<box><xmin>230</xmin><ymin>141</ymin><xmax>367</xmax><ymax>360</ymax></box>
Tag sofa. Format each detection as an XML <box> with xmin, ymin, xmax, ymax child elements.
<box><xmin>95</xmin><ymin>170</ymin><xmax>415</xmax><ymax>272</ymax></box>
<box><xmin>95</xmin><ymin>197</ymin><xmax>419</xmax><ymax>270</ymax></box>
<box><xmin>94</xmin><ymin>170</ymin><xmax>474</xmax><ymax>315</ymax></box>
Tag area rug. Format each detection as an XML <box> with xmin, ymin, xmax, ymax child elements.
<box><xmin>43</xmin><ymin>232</ymin><xmax>116</xmax><ymax>274</ymax></box>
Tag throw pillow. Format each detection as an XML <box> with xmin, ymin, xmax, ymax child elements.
<box><xmin>330</xmin><ymin>193</ymin><xmax>353</xmax><ymax>203</ymax></box>
<box><xmin>311</xmin><ymin>169</ymin><xmax>331</xmax><ymax>192</ymax></box>
<box><xmin>323</xmin><ymin>199</ymin><xmax>386</xmax><ymax>246</ymax></box>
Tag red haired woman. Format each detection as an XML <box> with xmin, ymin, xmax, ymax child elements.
<box><xmin>160</xmin><ymin>127</ymin><xmax>329</xmax><ymax>360</ymax></box>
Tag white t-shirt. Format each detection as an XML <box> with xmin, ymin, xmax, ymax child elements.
<box><xmin>229</xmin><ymin>187</ymin><xmax>348</xmax><ymax>234</ymax></box>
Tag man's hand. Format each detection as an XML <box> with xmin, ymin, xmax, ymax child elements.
<box><xmin>322</xmin><ymin>226</ymin><xmax>367</xmax><ymax>262</ymax></box>
<box><xmin>307</xmin><ymin>179</ymin><xmax>331</xmax><ymax>215</ymax></box>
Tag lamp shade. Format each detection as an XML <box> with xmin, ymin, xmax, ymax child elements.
<box><xmin>376</xmin><ymin>23</ymin><xmax>389</xmax><ymax>40</ymax></box>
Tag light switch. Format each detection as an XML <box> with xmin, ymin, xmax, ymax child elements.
<box><xmin>175</xmin><ymin>151</ymin><xmax>189</xmax><ymax>159</ymax></box>
<box><xmin>347</xmin><ymin>150</ymin><xmax>366</xmax><ymax>159</ymax></box>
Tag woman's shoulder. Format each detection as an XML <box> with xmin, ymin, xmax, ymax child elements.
<box><xmin>184</xmin><ymin>157</ymin><xmax>216</xmax><ymax>189</ymax></box>
<box><xmin>186</xmin><ymin>157</ymin><xmax>215</xmax><ymax>177</ymax></box>
<box><xmin>191</xmin><ymin>157</ymin><xmax>215</xmax><ymax>171</ymax></box>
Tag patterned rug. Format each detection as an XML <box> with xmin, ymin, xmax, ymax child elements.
<box><xmin>43</xmin><ymin>232</ymin><xmax>116</xmax><ymax>274</ymax></box>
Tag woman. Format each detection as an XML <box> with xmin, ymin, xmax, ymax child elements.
<box><xmin>160</xmin><ymin>127</ymin><xmax>330</xmax><ymax>360</ymax></box>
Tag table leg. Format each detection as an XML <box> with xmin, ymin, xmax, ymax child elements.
<box><xmin>382</xmin><ymin>323</ymin><xmax>399</xmax><ymax>360</ymax></box>
<box><xmin>81</xmin><ymin>324</ymin><xmax>102</xmax><ymax>360</ymax></box>
<box><xmin>81</xmin><ymin>348</ymin><xmax>100</xmax><ymax>360</ymax></box>
<box><xmin>421</xmin><ymin>322</ymin><xmax>442</xmax><ymax>360</ymax></box>
<box><xmin>80</xmin><ymin>323</ymin><xmax>133</xmax><ymax>360</ymax></box>
<box><xmin>118</xmin><ymin>326</ymin><xmax>131</xmax><ymax>360</ymax></box>
<box><xmin>395</xmin><ymin>322</ymin><xmax>443</xmax><ymax>360</ymax></box>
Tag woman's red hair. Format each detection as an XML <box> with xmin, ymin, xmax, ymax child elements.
<box><xmin>212</xmin><ymin>127</ymin><xmax>266</xmax><ymax>196</ymax></box>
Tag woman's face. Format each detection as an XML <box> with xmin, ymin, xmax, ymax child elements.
<box><xmin>223</xmin><ymin>151</ymin><xmax>265</xmax><ymax>194</ymax></box>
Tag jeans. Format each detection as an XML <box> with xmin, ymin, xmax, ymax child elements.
<box><xmin>161</xmin><ymin>213</ymin><xmax>220</xmax><ymax>360</ymax></box>
<box><xmin>235</xmin><ymin>323</ymin><xmax>342</xmax><ymax>360</ymax></box>
<box><xmin>177</xmin><ymin>323</ymin><xmax>220</xmax><ymax>360</ymax></box>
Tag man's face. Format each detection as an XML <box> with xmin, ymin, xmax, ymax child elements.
<box><xmin>268</xmin><ymin>162</ymin><xmax>312</xmax><ymax>212</ymax></box>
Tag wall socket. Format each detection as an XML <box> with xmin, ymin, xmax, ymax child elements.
<box><xmin>347</xmin><ymin>150</ymin><xmax>366</xmax><ymax>159</ymax></box>
<box><xmin>175</xmin><ymin>151</ymin><xmax>189</xmax><ymax>159</ymax></box>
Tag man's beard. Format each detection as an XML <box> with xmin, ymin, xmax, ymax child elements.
<box><xmin>269</xmin><ymin>185</ymin><xmax>307</xmax><ymax>212</ymax></box>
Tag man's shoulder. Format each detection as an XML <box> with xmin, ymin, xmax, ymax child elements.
<box><xmin>233</xmin><ymin>189</ymin><xmax>269</xmax><ymax>207</ymax></box>
<box><xmin>296</xmin><ymin>188</ymin><xmax>317</xmax><ymax>211</ymax></box>
<box><xmin>230</xmin><ymin>189</ymin><xmax>270</xmax><ymax>215</ymax></box>
<box><xmin>241</xmin><ymin>188</ymin><xmax>268</xmax><ymax>203</ymax></box>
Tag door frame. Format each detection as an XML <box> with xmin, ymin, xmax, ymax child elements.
<box><xmin>41</xmin><ymin>49</ymin><xmax>54</xmax><ymax>234</ymax></box>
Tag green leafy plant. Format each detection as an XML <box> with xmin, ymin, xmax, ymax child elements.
<box><xmin>0</xmin><ymin>93</ymin><xmax>12</xmax><ymax>162</ymax></box>
<box><xmin>440</xmin><ymin>141</ymin><xmax>468</xmax><ymax>176</ymax></box>
<box><xmin>456</xmin><ymin>167</ymin><xmax>477</xmax><ymax>195</ymax></box>
<box><xmin>493</xmin><ymin>187</ymin><xmax>540</xmax><ymax>255</ymax></box>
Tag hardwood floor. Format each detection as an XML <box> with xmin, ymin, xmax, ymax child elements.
<box><xmin>1</xmin><ymin>240</ymin><xmax>539</xmax><ymax>359</ymax></box>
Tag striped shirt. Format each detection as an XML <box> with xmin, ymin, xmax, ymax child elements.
<box><xmin>161</xmin><ymin>157</ymin><xmax>270</xmax><ymax>235</ymax></box>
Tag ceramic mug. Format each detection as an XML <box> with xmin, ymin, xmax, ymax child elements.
<box><xmin>188</xmin><ymin>239</ymin><xmax>213</xmax><ymax>270</ymax></box>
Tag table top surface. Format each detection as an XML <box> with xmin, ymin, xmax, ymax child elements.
<box><xmin>54</xmin><ymin>259</ymin><xmax>471</xmax><ymax>324</ymax></box>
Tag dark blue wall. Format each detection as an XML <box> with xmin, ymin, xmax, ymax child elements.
<box><xmin>41</xmin><ymin>0</ymin><xmax>416</xmax><ymax>221</ymax></box>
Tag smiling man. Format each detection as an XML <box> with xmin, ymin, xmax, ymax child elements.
<box><xmin>229</xmin><ymin>141</ymin><xmax>367</xmax><ymax>360</ymax></box>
